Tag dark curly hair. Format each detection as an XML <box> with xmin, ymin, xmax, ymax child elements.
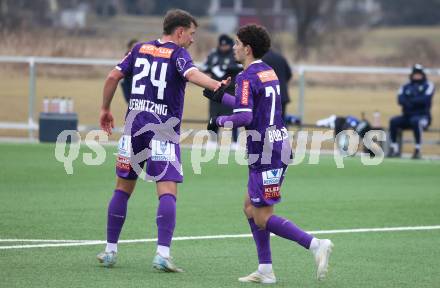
<box><xmin>163</xmin><ymin>9</ymin><xmax>198</xmax><ymax>35</ymax></box>
<box><xmin>236</xmin><ymin>24</ymin><xmax>271</xmax><ymax>59</ymax></box>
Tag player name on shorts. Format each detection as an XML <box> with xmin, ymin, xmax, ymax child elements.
<box><xmin>267</xmin><ymin>127</ymin><xmax>288</xmax><ymax>143</ymax></box>
<box><xmin>129</xmin><ymin>98</ymin><xmax>168</xmax><ymax>116</ymax></box>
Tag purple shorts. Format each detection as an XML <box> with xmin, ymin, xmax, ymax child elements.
<box><xmin>248</xmin><ymin>165</ymin><xmax>288</xmax><ymax>207</ymax></box>
<box><xmin>115</xmin><ymin>134</ymin><xmax>183</xmax><ymax>183</ymax></box>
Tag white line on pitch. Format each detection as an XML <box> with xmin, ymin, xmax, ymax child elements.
<box><xmin>0</xmin><ymin>239</ymin><xmax>93</xmax><ymax>243</ymax></box>
<box><xmin>1</xmin><ymin>225</ymin><xmax>440</xmax><ymax>250</ymax></box>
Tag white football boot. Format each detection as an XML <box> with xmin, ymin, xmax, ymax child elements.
<box><xmin>312</xmin><ymin>239</ymin><xmax>334</xmax><ymax>280</ymax></box>
<box><xmin>152</xmin><ymin>253</ymin><xmax>184</xmax><ymax>272</ymax></box>
<box><xmin>238</xmin><ymin>271</ymin><xmax>276</xmax><ymax>284</ymax></box>
<box><xmin>96</xmin><ymin>251</ymin><xmax>117</xmax><ymax>267</ymax></box>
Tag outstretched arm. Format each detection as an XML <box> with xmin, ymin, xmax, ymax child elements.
<box><xmin>207</xmin><ymin>111</ymin><xmax>252</xmax><ymax>132</ymax></box>
<box><xmin>217</xmin><ymin>112</ymin><xmax>253</xmax><ymax>128</ymax></box>
<box><xmin>185</xmin><ymin>69</ymin><xmax>221</xmax><ymax>91</ymax></box>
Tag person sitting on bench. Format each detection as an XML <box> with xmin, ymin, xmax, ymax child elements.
<box><xmin>388</xmin><ymin>64</ymin><xmax>435</xmax><ymax>159</ymax></box>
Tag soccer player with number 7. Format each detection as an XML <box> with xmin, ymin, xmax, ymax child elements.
<box><xmin>97</xmin><ymin>9</ymin><xmax>229</xmax><ymax>271</ymax></box>
<box><xmin>203</xmin><ymin>24</ymin><xmax>334</xmax><ymax>284</ymax></box>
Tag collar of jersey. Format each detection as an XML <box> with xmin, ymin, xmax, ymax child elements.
<box><xmin>250</xmin><ymin>59</ymin><xmax>262</xmax><ymax>65</ymax></box>
<box><xmin>244</xmin><ymin>59</ymin><xmax>262</xmax><ymax>71</ymax></box>
<box><xmin>157</xmin><ymin>38</ymin><xmax>175</xmax><ymax>44</ymax></box>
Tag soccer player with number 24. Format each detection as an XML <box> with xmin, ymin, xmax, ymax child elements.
<box><xmin>98</xmin><ymin>9</ymin><xmax>228</xmax><ymax>272</ymax></box>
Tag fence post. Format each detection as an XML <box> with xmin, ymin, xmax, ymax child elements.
<box><xmin>297</xmin><ymin>66</ymin><xmax>306</xmax><ymax>124</ymax></box>
<box><xmin>28</xmin><ymin>57</ymin><xmax>36</xmax><ymax>140</ymax></box>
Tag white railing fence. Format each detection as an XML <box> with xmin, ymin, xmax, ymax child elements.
<box><xmin>1</xmin><ymin>55</ymin><xmax>439</xmax><ymax>139</ymax></box>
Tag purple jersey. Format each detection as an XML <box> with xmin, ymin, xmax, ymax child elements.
<box><xmin>116</xmin><ymin>40</ymin><xmax>197</xmax><ymax>136</ymax></box>
<box><xmin>234</xmin><ymin>60</ymin><xmax>290</xmax><ymax>171</ymax></box>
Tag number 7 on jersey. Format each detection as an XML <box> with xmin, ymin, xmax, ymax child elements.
<box><xmin>265</xmin><ymin>85</ymin><xmax>280</xmax><ymax>126</ymax></box>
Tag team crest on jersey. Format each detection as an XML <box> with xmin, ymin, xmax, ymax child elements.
<box><xmin>139</xmin><ymin>44</ymin><xmax>173</xmax><ymax>58</ymax></box>
<box><xmin>241</xmin><ymin>80</ymin><xmax>250</xmax><ymax>105</ymax></box>
<box><xmin>257</xmin><ymin>70</ymin><xmax>278</xmax><ymax>83</ymax></box>
<box><xmin>176</xmin><ymin>57</ymin><xmax>187</xmax><ymax>72</ymax></box>
<box><xmin>151</xmin><ymin>139</ymin><xmax>176</xmax><ymax>161</ymax></box>
<box><xmin>262</xmin><ymin>168</ymin><xmax>283</xmax><ymax>185</ymax></box>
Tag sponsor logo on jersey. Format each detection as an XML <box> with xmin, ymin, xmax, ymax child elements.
<box><xmin>262</xmin><ymin>168</ymin><xmax>283</xmax><ymax>185</ymax></box>
<box><xmin>264</xmin><ymin>185</ymin><xmax>280</xmax><ymax>200</ymax></box>
<box><xmin>139</xmin><ymin>44</ymin><xmax>173</xmax><ymax>59</ymax></box>
<box><xmin>257</xmin><ymin>70</ymin><xmax>278</xmax><ymax>83</ymax></box>
<box><xmin>151</xmin><ymin>139</ymin><xmax>176</xmax><ymax>161</ymax></box>
<box><xmin>241</xmin><ymin>80</ymin><xmax>250</xmax><ymax>105</ymax></box>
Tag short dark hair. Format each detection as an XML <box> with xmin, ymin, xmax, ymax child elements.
<box><xmin>163</xmin><ymin>9</ymin><xmax>198</xmax><ymax>35</ymax></box>
<box><xmin>236</xmin><ymin>24</ymin><xmax>271</xmax><ymax>59</ymax></box>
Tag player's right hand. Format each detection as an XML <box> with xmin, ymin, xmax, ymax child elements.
<box><xmin>100</xmin><ymin>109</ymin><xmax>114</xmax><ymax>136</ymax></box>
<box><xmin>221</xmin><ymin>77</ymin><xmax>231</xmax><ymax>87</ymax></box>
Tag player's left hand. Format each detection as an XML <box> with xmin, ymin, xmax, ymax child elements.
<box><xmin>207</xmin><ymin>116</ymin><xmax>218</xmax><ymax>132</ymax></box>
<box><xmin>100</xmin><ymin>109</ymin><xmax>114</xmax><ymax>135</ymax></box>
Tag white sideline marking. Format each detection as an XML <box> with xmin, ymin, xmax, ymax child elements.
<box><xmin>1</xmin><ymin>225</ymin><xmax>440</xmax><ymax>250</ymax></box>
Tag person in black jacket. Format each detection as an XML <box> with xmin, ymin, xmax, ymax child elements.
<box><xmin>388</xmin><ymin>64</ymin><xmax>435</xmax><ymax>159</ymax></box>
<box><xmin>202</xmin><ymin>34</ymin><xmax>242</xmax><ymax>146</ymax></box>
<box><xmin>262</xmin><ymin>49</ymin><xmax>292</xmax><ymax>122</ymax></box>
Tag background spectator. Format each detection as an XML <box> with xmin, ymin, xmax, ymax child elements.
<box><xmin>120</xmin><ymin>39</ymin><xmax>138</xmax><ymax>103</ymax></box>
<box><xmin>262</xmin><ymin>48</ymin><xmax>293</xmax><ymax>122</ymax></box>
<box><xmin>202</xmin><ymin>34</ymin><xmax>242</xmax><ymax>147</ymax></box>
<box><xmin>388</xmin><ymin>64</ymin><xmax>435</xmax><ymax>159</ymax></box>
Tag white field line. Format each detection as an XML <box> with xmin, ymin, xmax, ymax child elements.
<box><xmin>0</xmin><ymin>239</ymin><xmax>93</xmax><ymax>243</ymax></box>
<box><xmin>1</xmin><ymin>225</ymin><xmax>440</xmax><ymax>250</ymax></box>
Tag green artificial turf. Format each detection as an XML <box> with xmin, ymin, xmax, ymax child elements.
<box><xmin>0</xmin><ymin>143</ymin><xmax>439</xmax><ymax>287</ymax></box>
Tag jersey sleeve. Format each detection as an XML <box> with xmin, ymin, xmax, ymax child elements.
<box><xmin>174</xmin><ymin>48</ymin><xmax>197</xmax><ymax>79</ymax></box>
<box><xmin>115</xmin><ymin>44</ymin><xmax>138</xmax><ymax>77</ymax></box>
<box><xmin>233</xmin><ymin>74</ymin><xmax>254</xmax><ymax>113</ymax></box>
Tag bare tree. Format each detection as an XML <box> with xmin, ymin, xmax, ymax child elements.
<box><xmin>0</xmin><ymin>0</ymin><xmax>51</xmax><ymax>28</ymax></box>
<box><xmin>289</xmin><ymin>0</ymin><xmax>339</xmax><ymax>59</ymax></box>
